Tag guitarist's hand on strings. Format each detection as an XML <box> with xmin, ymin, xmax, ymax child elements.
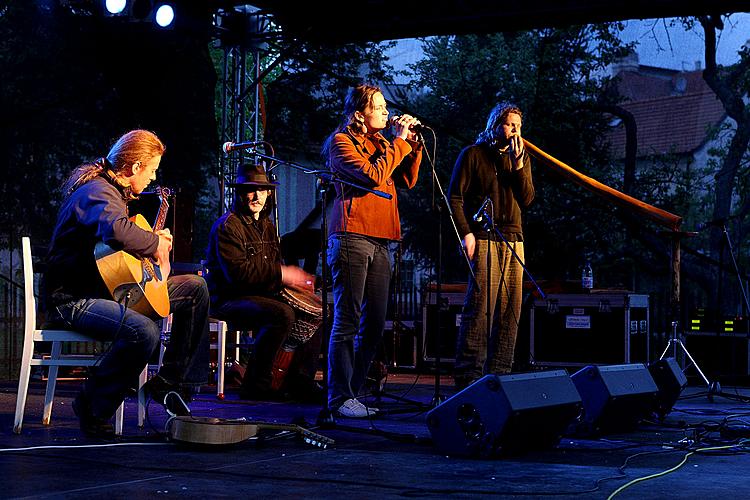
<box><xmin>154</xmin><ymin>229</ymin><xmax>172</xmax><ymax>266</ymax></box>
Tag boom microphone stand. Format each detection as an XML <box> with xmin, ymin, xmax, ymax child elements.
<box><xmin>369</xmin><ymin>242</ymin><xmax>429</xmax><ymax>411</ymax></box>
<box><xmin>474</xmin><ymin>203</ymin><xmax>546</xmax><ymax>300</ymax></box>
<box><xmin>418</xmin><ymin>131</ymin><xmax>477</xmax><ymax>407</ymax></box>
<box><xmin>482</xmin><ymin>201</ymin><xmax>494</xmax><ymax>374</ymax></box>
<box><xmin>676</xmin><ymin>219</ymin><xmax>750</xmax><ymax>397</ymax></box>
<box><xmin>716</xmin><ymin>220</ymin><xmax>750</xmax><ymax>324</ymax></box>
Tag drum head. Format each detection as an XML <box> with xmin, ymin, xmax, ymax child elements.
<box><xmin>280</xmin><ymin>287</ymin><xmax>322</xmax><ymax>315</ymax></box>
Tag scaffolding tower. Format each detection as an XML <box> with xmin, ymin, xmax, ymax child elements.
<box><xmin>215</xmin><ymin>8</ymin><xmax>279</xmax><ymax>214</ymax></box>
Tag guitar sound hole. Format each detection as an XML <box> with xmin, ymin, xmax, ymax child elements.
<box><xmin>113</xmin><ymin>283</ymin><xmax>145</xmax><ymax>305</ymax></box>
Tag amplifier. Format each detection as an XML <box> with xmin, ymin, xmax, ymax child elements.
<box><xmin>421</xmin><ymin>283</ymin><xmax>466</xmax><ymax>364</ymax></box>
<box><xmin>684</xmin><ymin>331</ymin><xmax>750</xmax><ymax>378</ymax></box>
<box><xmin>530</xmin><ymin>293</ymin><xmax>649</xmax><ymax>367</ymax></box>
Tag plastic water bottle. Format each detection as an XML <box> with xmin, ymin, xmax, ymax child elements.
<box><xmin>582</xmin><ymin>261</ymin><xmax>594</xmax><ymax>290</ymax></box>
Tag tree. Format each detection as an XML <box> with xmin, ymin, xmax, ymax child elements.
<box><xmin>260</xmin><ymin>40</ymin><xmax>398</xmax><ymax>161</ymax></box>
<box><xmin>696</xmin><ymin>15</ymin><xmax>750</xmax><ymax>314</ymax></box>
<box><xmin>397</xmin><ymin>27</ymin><xmax>634</xmax><ymax>284</ymax></box>
<box><xmin>634</xmin><ymin>16</ymin><xmax>750</xmax><ymax>317</ymax></box>
<box><xmin>0</xmin><ymin>2</ymin><xmax>217</xmax><ymax>262</ymax></box>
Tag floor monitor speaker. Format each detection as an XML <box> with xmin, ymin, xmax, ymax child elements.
<box><xmin>571</xmin><ymin>363</ymin><xmax>658</xmax><ymax>434</ymax></box>
<box><xmin>648</xmin><ymin>357</ymin><xmax>688</xmax><ymax>419</ymax></box>
<box><xmin>426</xmin><ymin>370</ymin><xmax>582</xmax><ymax>456</ymax></box>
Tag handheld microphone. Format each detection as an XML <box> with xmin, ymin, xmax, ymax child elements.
<box><xmin>388</xmin><ymin>116</ymin><xmax>429</xmax><ymax>133</ymax></box>
<box><xmin>222</xmin><ymin>141</ymin><xmax>264</xmax><ymax>154</ymax></box>
<box><xmin>472</xmin><ymin>197</ymin><xmax>492</xmax><ymax>223</ymax></box>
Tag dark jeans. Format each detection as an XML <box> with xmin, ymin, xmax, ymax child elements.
<box><xmin>212</xmin><ymin>295</ymin><xmax>321</xmax><ymax>393</ymax></box>
<box><xmin>53</xmin><ymin>274</ymin><xmax>210</xmax><ymax>419</ymax></box>
<box><xmin>326</xmin><ymin>233</ymin><xmax>392</xmax><ymax>408</ymax></box>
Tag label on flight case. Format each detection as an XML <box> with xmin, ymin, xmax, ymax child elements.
<box><xmin>565</xmin><ymin>315</ymin><xmax>591</xmax><ymax>329</ymax></box>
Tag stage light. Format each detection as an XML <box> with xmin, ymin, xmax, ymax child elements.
<box><xmin>105</xmin><ymin>0</ymin><xmax>127</xmax><ymax>15</ymax></box>
<box><xmin>154</xmin><ymin>4</ymin><xmax>174</xmax><ymax>28</ymax></box>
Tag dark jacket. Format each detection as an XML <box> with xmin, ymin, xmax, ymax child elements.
<box><xmin>328</xmin><ymin>127</ymin><xmax>422</xmax><ymax>240</ymax></box>
<box><xmin>448</xmin><ymin>143</ymin><xmax>534</xmax><ymax>241</ymax></box>
<box><xmin>46</xmin><ymin>175</ymin><xmax>160</xmax><ymax>306</ymax></box>
<box><xmin>204</xmin><ymin>210</ymin><xmax>282</xmax><ymax>307</ymax></box>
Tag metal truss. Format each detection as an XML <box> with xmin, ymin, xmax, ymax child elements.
<box><xmin>215</xmin><ymin>9</ymin><xmax>281</xmax><ymax>214</ymax></box>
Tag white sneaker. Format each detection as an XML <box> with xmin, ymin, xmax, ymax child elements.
<box><xmin>336</xmin><ymin>398</ymin><xmax>378</xmax><ymax>418</ymax></box>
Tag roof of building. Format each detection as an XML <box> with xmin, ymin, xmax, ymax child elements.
<box><xmin>605</xmin><ymin>69</ymin><xmax>726</xmax><ymax>158</ymax></box>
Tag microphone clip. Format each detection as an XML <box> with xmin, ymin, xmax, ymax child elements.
<box><xmin>472</xmin><ymin>197</ymin><xmax>492</xmax><ymax>226</ymax></box>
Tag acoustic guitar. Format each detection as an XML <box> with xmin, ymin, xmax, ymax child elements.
<box><xmin>168</xmin><ymin>416</ymin><xmax>334</xmax><ymax>448</ymax></box>
<box><xmin>94</xmin><ymin>186</ymin><xmax>171</xmax><ymax>318</ymax></box>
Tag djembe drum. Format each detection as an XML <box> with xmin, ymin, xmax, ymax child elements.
<box><xmin>270</xmin><ymin>286</ymin><xmax>323</xmax><ymax>390</ymax></box>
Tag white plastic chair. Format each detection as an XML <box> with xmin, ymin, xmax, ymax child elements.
<box><xmin>210</xmin><ymin>318</ymin><xmax>229</xmax><ymax>399</ymax></box>
<box><xmin>158</xmin><ymin>313</ymin><xmax>229</xmax><ymax>399</ymax></box>
<box><xmin>14</xmin><ymin>236</ymin><xmax>147</xmax><ymax>435</ymax></box>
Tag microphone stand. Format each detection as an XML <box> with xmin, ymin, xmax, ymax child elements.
<box><xmin>484</xmin><ymin>201</ymin><xmax>494</xmax><ymax>373</ymax></box>
<box><xmin>717</xmin><ymin>221</ymin><xmax>750</xmax><ymax>324</ymax></box>
<box><xmin>259</xmin><ymin>151</ymin><xmax>392</xmax><ymax>200</ymax></box>
<box><xmin>473</xmin><ymin>203</ymin><xmax>544</xmax><ymax>387</ymax></box>
<box><xmin>267</xmin><ymin>170</ymin><xmax>281</xmax><ymax>239</ymax></box>
<box><xmin>418</xmin><ymin>132</ymin><xmax>477</xmax><ymax>408</ymax></box>
<box><xmin>709</xmin><ymin>221</ymin><xmax>750</xmax><ymax>397</ymax></box>
<box><xmin>474</xmin><ymin>205</ymin><xmax>546</xmax><ymax>300</ymax></box>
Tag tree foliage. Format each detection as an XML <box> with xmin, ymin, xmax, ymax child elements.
<box><xmin>0</xmin><ymin>2</ymin><xmax>217</xmax><ymax>260</ymax></box>
<box><xmin>694</xmin><ymin>14</ymin><xmax>750</xmax><ymax>314</ymax></box>
<box><xmin>260</xmin><ymin>40</ymin><xmax>398</xmax><ymax>162</ymax></box>
<box><xmin>397</xmin><ymin>27</ymin><xmax>635</xmax><ymax>285</ymax></box>
<box><xmin>630</xmin><ymin>16</ymin><xmax>750</xmax><ymax>318</ymax></box>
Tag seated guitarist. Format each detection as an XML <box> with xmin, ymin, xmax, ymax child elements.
<box><xmin>204</xmin><ymin>163</ymin><xmax>325</xmax><ymax>403</ymax></box>
<box><xmin>45</xmin><ymin>129</ymin><xmax>210</xmax><ymax>437</ymax></box>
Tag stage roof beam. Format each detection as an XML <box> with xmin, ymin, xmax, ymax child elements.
<box><xmin>217</xmin><ymin>1</ymin><xmax>750</xmax><ymax>43</ymax></box>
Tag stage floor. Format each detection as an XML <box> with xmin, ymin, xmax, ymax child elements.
<box><xmin>3</xmin><ymin>374</ymin><xmax>750</xmax><ymax>499</ymax></box>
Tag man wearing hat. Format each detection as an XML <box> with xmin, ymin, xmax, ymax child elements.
<box><xmin>204</xmin><ymin>163</ymin><xmax>324</xmax><ymax>401</ymax></box>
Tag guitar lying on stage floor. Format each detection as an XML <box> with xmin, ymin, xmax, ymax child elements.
<box><xmin>94</xmin><ymin>186</ymin><xmax>171</xmax><ymax>319</ymax></box>
<box><xmin>168</xmin><ymin>416</ymin><xmax>334</xmax><ymax>448</ymax></box>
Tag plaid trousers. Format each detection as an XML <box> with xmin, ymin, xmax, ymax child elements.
<box><xmin>454</xmin><ymin>239</ymin><xmax>524</xmax><ymax>386</ymax></box>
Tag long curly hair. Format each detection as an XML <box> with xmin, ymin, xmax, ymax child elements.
<box><xmin>62</xmin><ymin>129</ymin><xmax>165</xmax><ymax>196</ymax></box>
<box><xmin>475</xmin><ymin>102</ymin><xmax>523</xmax><ymax>146</ymax></box>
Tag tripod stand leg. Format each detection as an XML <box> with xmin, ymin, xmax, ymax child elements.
<box><xmin>659</xmin><ymin>339</ymin><xmax>675</xmax><ymax>360</ymax></box>
<box><xmin>676</xmin><ymin>339</ymin><xmax>711</xmax><ymax>388</ymax></box>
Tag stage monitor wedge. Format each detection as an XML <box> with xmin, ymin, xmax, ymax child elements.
<box><xmin>571</xmin><ymin>363</ymin><xmax>658</xmax><ymax>435</ymax></box>
<box><xmin>426</xmin><ymin>370</ymin><xmax>582</xmax><ymax>457</ymax></box>
<box><xmin>648</xmin><ymin>357</ymin><xmax>688</xmax><ymax>419</ymax></box>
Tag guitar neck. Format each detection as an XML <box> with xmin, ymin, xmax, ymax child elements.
<box><xmin>256</xmin><ymin>422</ymin><xmax>334</xmax><ymax>449</ymax></box>
<box><xmin>152</xmin><ymin>187</ymin><xmax>171</xmax><ymax>232</ymax></box>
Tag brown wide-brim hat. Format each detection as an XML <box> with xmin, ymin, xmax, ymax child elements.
<box><xmin>228</xmin><ymin>163</ymin><xmax>278</xmax><ymax>189</ymax></box>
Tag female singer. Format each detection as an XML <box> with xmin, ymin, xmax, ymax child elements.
<box><xmin>322</xmin><ymin>83</ymin><xmax>422</xmax><ymax>418</ymax></box>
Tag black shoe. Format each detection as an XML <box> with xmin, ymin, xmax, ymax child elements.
<box><xmin>144</xmin><ymin>375</ymin><xmax>191</xmax><ymax>416</ymax></box>
<box><xmin>72</xmin><ymin>393</ymin><xmax>115</xmax><ymax>438</ymax></box>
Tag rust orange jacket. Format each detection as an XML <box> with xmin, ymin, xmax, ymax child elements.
<box><xmin>327</xmin><ymin>127</ymin><xmax>423</xmax><ymax>240</ymax></box>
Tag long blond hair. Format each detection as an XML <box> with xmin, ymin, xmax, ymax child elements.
<box><xmin>63</xmin><ymin>129</ymin><xmax>165</xmax><ymax>196</ymax></box>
